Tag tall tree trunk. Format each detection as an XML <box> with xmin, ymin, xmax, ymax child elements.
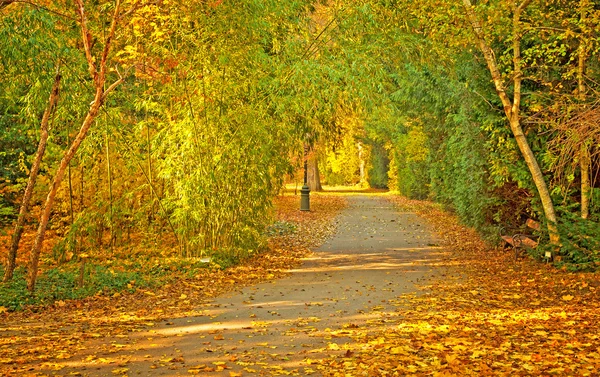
<box><xmin>578</xmin><ymin>0</ymin><xmax>590</xmax><ymax>219</ymax></box>
<box><xmin>27</xmin><ymin>0</ymin><xmax>124</xmax><ymax>291</ymax></box>
<box><xmin>105</xmin><ymin>126</ymin><xmax>114</xmax><ymax>248</ymax></box>
<box><xmin>146</xmin><ymin>123</ymin><xmax>154</xmax><ymax>224</ymax></box>
<box><xmin>67</xmin><ymin>124</ymin><xmax>76</xmax><ymax>255</ymax></box>
<box><xmin>3</xmin><ymin>71</ymin><xmax>61</xmax><ymax>282</ymax></box>
<box><xmin>462</xmin><ymin>0</ymin><xmax>560</xmax><ymax>246</ymax></box>
<box><xmin>307</xmin><ymin>152</ymin><xmax>322</xmax><ymax>192</ymax></box>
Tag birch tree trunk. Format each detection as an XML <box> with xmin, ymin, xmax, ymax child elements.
<box><xmin>462</xmin><ymin>0</ymin><xmax>560</xmax><ymax>247</ymax></box>
<box><xmin>3</xmin><ymin>71</ymin><xmax>61</xmax><ymax>282</ymax></box>
<box><xmin>578</xmin><ymin>0</ymin><xmax>591</xmax><ymax>219</ymax></box>
<box><xmin>27</xmin><ymin>0</ymin><xmax>124</xmax><ymax>291</ymax></box>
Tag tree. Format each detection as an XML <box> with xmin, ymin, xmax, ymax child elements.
<box><xmin>461</xmin><ymin>0</ymin><xmax>560</xmax><ymax>246</ymax></box>
<box><xmin>27</xmin><ymin>0</ymin><xmax>125</xmax><ymax>291</ymax></box>
<box><xmin>576</xmin><ymin>0</ymin><xmax>594</xmax><ymax>219</ymax></box>
<box><xmin>3</xmin><ymin>70</ymin><xmax>61</xmax><ymax>282</ymax></box>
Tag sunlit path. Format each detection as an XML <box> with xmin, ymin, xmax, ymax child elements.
<box><xmin>53</xmin><ymin>194</ymin><xmax>447</xmax><ymax>376</ymax></box>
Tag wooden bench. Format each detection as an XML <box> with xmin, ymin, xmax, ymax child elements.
<box><xmin>501</xmin><ymin>219</ymin><xmax>540</xmax><ymax>260</ymax></box>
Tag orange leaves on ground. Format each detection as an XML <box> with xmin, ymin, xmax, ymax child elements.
<box><xmin>0</xmin><ymin>194</ymin><xmax>346</xmax><ymax>377</ymax></box>
<box><xmin>319</xmin><ymin>195</ymin><xmax>600</xmax><ymax>376</ymax></box>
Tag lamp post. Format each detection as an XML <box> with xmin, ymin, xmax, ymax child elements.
<box><xmin>300</xmin><ymin>144</ymin><xmax>310</xmax><ymax>211</ymax></box>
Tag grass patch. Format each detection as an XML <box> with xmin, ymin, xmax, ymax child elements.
<box><xmin>0</xmin><ymin>264</ymin><xmax>140</xmax><ymax>311</ymax></box>
<box><xmin>0</xmin><ymin>256</ymin><xmax>217</xmax><ymax>311</ymax></box>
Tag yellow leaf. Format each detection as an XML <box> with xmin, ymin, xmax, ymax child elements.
<box><xmin>446</xmin><ymin>354</ymin><xmax>458</xmax><ymax>364</ymax></box>
<box><xmin>562</xmin><ymin>295</ymin><xmax>574</xmax><ymax>301</ymax></box>
<box><xmin>229</xmin><ymin>372</ymin><xmax>242</xmax><ymax>377</ymax></box>
<box><xmin>112</xmin><ymin>368</ymin><xmax>129</xmax><ymax>375</ymax></box>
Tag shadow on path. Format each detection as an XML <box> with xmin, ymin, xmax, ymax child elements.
<box><xmin>53</xmin><ymin>195</ymin><xmax>450</xmax><ymax>376</ymax></box>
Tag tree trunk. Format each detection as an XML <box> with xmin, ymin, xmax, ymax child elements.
<box><xmin>26</xmin><ymin>0</ymin><xmax>124</xmax><ymax>292</ymax></box>
<box><xmin>578</xmin><ymin>0</ymin><xmax>590</xmax><ymax>219</ymax></box>
<box><xmin>357</xmin><ymin>142</ymin><xmax>366</xmax><ymax>186</ymax></box>
<box><xmin>3</xmin><ymin>71</ymin><xmax>61</xmax><ymax>282</ymax></box>
<box><xmin>581</xmin><ymin>144</ymin><xmax>591</xmax><ymax>219</ymax></box>
<box><xmin>307</xmin><ymin>153</ymin><xmax>322</xmax><ymax>192</ymax></box>
<box><xmin>462</xmin><ymin>0</ymin><xmax>560</xmax><ymax>246</ymax></box>
<box><xmin>147</xmin><ymin>123</ymin><xmax>155</xmax><ymax>223</ymax></box>
<box><xmin>105</xmin><ymin>127</ymin><xmax>114</xmax><ymax>248</ymax></box>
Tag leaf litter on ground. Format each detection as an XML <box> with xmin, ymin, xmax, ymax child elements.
<box><xmin>0</xmin><ymin>193</ymin><xmax>347</xmax><ymax>377</ymax></box>
<box><xmin>318</xmin><ymin>195</ymin><xmax>600</xmax><ymax>376</ymax></box>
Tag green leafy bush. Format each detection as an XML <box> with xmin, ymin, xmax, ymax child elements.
<box><xmin>543</xmin><ymin>207</ymin><xmax>600</xmax><ymax>271</ymax></box>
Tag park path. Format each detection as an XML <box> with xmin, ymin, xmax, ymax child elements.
<box><xmin>57</xmin><ymin>195</ymin><xmax>448</xmax><ymax>376</ymax></box>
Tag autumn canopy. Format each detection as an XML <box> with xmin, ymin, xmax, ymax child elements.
<box><xmin>0</xmin><ymin>0</ymin><xmax>600</xmax><ymax>374</ymax></box>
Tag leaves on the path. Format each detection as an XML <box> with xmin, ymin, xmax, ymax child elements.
<box><xmin>0</xmin><ymin>194</ymin><xmax>346</xmax><ymax>376</ymax></box>
<box><xmin>6</xmin><ymin>193</ymin><xmax>599</xmax><ymax>376</ymax></box>
<box><xmin>317</xmin><ymin>196</ymin><xmax>600</xmax><ymax>376</ymax></box>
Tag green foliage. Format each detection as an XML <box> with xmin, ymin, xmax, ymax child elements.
<box><xmin>0</xmin><ymin>255</ymin><xmax>222</xmax><ymax>311</ymax></box>
<box><xmin>0</xmin><ymin>200</ymin><xmax>15</xmax><ymax>225</ymax></box>
<box><xmin>367</xmin><ymin>142</ymin><xmax>389</xmax><ymax>189</ymax></box>
<box><xmin>391</xmin><ymin>124</ymin><xmax>429</xmax><ymax>199</ymax></box>
<box><xmin>0</xmin><ymin>264</ymin><xmax>141</xmax><ymax>311</ymax></box>
<box><xmin>382</xmin><ymin>56</ymin><xmax>508</xmax><ymax>233</ymax></box>
<box><xmin>537</xmin><ymin>206</ymin><xmax>600</xmax><ymax>271</ymax></box>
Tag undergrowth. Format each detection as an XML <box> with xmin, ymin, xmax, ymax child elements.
<box><xmin>1</xmin><ymin>215</ymin><xmax>304</xmax><ymax>312</ymax></box>
<box><xmin>539</xmin><ymin>208</ymin><xmax>600</xmax><ymax>272</ymax></box>
<box><xmin>0</xmin><ymin>255</ymin><xmax>218</xmax><ymax>311</ymax></box>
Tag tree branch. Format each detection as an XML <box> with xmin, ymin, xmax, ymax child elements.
<box><xmin>0</xmin><ymin>0</ymin><xmax>14</xmax><ymax>9</ymax></box>
<box><xmin>461</xmin><ymin>0</ymin><xmax>513</xmax><ymax>117</ymax></box>
<box><xmin>512</xmin><ymin>0</ymin><xmax>530</xmax><ymax>119</ymax></box>
<box><xmin>0</xmin><ymin>0</ymin><xmax>75</xmax><ymax>20</ymax></box>
<box><xmin>99</xmin><ymin>0</ymin><xmax>121</xmax><ymax>77</ymax></box>
<box><xmin>101</xmin><ymin>77</ymin><xmax>124</xmax><ymax>103</ymax></box>
<box><xmin>516</xmin><ymin>0</ymin><xmax>532</xmax><ymax>14</ymax></box>
<box><xmin>75</xmin><ymin>0</ymin><xmax>97</xmax><ymax>81</ymax></box>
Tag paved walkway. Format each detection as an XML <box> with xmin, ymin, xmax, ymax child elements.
<box><xmin>58</xmin><ymin>195</ymin><xmax>446</xmax><ymax>376</ymax></box>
